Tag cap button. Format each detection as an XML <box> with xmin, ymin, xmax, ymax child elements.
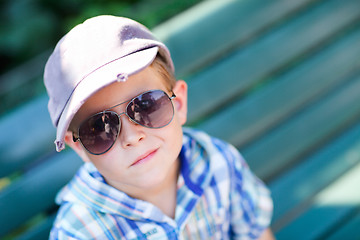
<box><xmin>116</xmin><ymin>73</ymin><xmax>128</xmax><ymax>82</ymax></box>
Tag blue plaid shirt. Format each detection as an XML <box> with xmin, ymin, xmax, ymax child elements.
<box><xmin>50</xmin><ymin>128</ymin><xmax>272</xmax><ymax>239</ymax></box>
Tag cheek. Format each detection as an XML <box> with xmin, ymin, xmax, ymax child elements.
<box><xmin>84</xmin><ymin>150</ymin><xmax>125</xmax><ymax>176</ymax></box>
<box><xmin>162</xmin><ymin>119</ymin><xmax>184</xmax><ymax>156</ymax></box>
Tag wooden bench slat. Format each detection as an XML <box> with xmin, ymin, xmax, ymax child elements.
<box><xmin>0</xmin><ymin>95</ymin><xmax>55</xmax><ymax>178</ymax></box>
<box><xmin>153</xmin><ymin>0</ymin><xmax>314</xmax><ymax>78</ymax></box>
<box><xmin>195</xmin><ymin>26</ymin><xmax>360</xmax><ymax>180</ymax></box>
<box><xmin>0</xmin><ymin>151</ymin><xmax>81</xmax><ymax>237</ymax></box>
<box><xmin>16</xmin><ymin>214</ymin><xmax>56</xmax><ymax>240</ymax></box>
<box><xmin>326</xmin><ymin>210</ymin><xmax>360</xmax><ymax>239</ymax></box>
<box><xmin>270</xmin><ymin>121</ymin><xmax>360</xmax><ymax>229</ymax></box>
<box><xmin>195</xmin><ymin>24</ymin><xmax>360</xmax><ymax>148</ymax></box>
<box><xmin>275</xmin><ymin>162</ymin><xmax>360</xmax><ymax>239</ymax></box>
<box><xmin>186</xmin><ymin>0</ymin><xmax>360</xmax><ymax>124</ymax></box>
<box><xmin>245</xmin><ymin>72</ymin><xmax>360</xmax><ymax>180</ymax></box>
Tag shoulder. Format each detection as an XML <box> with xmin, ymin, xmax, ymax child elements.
<box><xmin>182</xmin><ymin>127</ymin><xmax>249</xmax><ymax>193</ymax></box>
<box><xmin>183</xmin><ymin>127</ymin><xmax>241</xmax><ymax>156</ymax></box>
<box><xmin>183</xmin><ymin>128</ymin><xmax>270</xmax><ymax>203</ymax></box>
<box><xmin>50</xmin><ymin>202</ymin><xmax>95</xmax><ymax>239</ymax></box>
<box><xmin>182</xmin><ymin>129</ymin><xmax>273</xmax><ymax>237</ymax></box>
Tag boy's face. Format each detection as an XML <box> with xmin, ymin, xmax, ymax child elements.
<box><xmin>65</xmin><ymin>66</ymin><xmax>188</xmax><ymax>198</ymax></box>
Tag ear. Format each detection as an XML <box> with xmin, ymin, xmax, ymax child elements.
<box><xmin>64</xmin><ymin>131</ymin><xmax>91</xmax><ymax>162</ymax></box>
<box><xmin>172</xmin><ymin>80</ymin><xmax>188</xmax><ymax>125</ymax></box>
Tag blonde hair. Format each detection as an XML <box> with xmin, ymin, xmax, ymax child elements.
<box><xmin>150</xmin><ymin>53</ymin><xmax>177</xmax><ymax>91</ymax></box>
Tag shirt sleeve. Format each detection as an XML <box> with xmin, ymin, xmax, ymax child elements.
<box><xmin>49</xmin><ymin>203</ymin><xmax>102</xmax><ymax>240</ymax></box>
<box><xmin>49</xmin><ymin>226</ymin><xmax>82</xmax><ymax>240</ymax></box>
<box><xmin>227</xmin><ymin>144</ymin><xmax>273</xmax><ymax>239</ymax></box>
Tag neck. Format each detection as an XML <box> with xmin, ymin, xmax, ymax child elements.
<box><xmin>142</xmin><ymin>180</ymin><xmax>178</xmax><ymax>218</ymax></box>
<box><xmin>139</xmin><ymin>160</ymin><xmax>180</xmax><ymax>218</ymax></box>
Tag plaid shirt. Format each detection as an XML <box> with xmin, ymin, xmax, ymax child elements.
<box><xmin>50</xmin><ymin>128</ymin><xmax>273</xmax><ymax>239</ymax></box>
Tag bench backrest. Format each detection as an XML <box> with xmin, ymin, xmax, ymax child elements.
<box><xmin>1</xmin><ymin>0</ymin><xmax>360</xmax><ymax>239</ymax></box>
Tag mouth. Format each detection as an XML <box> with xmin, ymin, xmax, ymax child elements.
<box><xmin>131</xmin><ymin>149</ymin><xmax>158</xmax><ymax>167</ymax></box>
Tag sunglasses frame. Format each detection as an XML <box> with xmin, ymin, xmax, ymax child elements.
<box><xmin>73</xmin><ymin>89</ymin><xmax>176</xmax><ymax>155</ymax></box>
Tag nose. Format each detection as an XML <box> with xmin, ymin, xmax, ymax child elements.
<box><xmin>117</xmin><ymin>114</ymin><xmax>145</xmax><ymax>148</ymax></box>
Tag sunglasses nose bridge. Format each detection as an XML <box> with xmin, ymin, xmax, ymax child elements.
<box><xmin>117</xmin><ymin>112</ymin><xmax>126</xmax><ymax>118</ymax></box>
<box><xmin>115</xmin><ymin>111</ymin><xmax>139</xmax><ymax>127</ymax></box>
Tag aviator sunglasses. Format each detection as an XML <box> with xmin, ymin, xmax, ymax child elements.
<box><xmin>73</xmin><ymin>89</ymin><xmax>176</xmax><ymax>155</ymax></box>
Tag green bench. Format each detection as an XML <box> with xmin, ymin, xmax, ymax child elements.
<box><xmin>1</xmin><ymin>0</ymin><xmax>360</xmax><ymax>239</ymax></box>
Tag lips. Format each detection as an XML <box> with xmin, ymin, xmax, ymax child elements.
<box><xmin>131</xmin><ymin>149</ymin><xmax>158</xmax><ymax>166</ymax></box>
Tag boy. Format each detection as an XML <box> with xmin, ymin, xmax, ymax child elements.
<box><xmin>44</xmin><ymin>15</ymin><xmax>274</xmax><ymax>239</ymax></box>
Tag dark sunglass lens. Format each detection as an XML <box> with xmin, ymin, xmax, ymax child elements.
<box><xmin>79</xmin><ymin>112</ymin><xmax>119</xmax><ymax>154</ymax></box>
<box><xmin>127</xmin><ymin>90</ymin><xmax>174</xmax><ymax>128</ymax></box>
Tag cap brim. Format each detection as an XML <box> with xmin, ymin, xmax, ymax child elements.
<box><xmin>54</xmin><ymin>46</ymin><xmax>159</xmax><ymax>151</ymax></box>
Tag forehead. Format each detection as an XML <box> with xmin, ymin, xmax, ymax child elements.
<box><xmin>71</xmin><ymin>66</ymin><xmax>168</xmax><ymax>128</ymax></box>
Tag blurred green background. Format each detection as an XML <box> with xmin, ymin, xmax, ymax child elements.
<box><xmin>0</xmin><ymin>0</ymin><xmax>203</xmax><ymax>116</ymax></box>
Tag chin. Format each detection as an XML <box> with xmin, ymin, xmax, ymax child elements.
<box><xmin>137</xmin><ymin>170</ymin><xmax>168</xmax><ymax>188</ymax></box>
